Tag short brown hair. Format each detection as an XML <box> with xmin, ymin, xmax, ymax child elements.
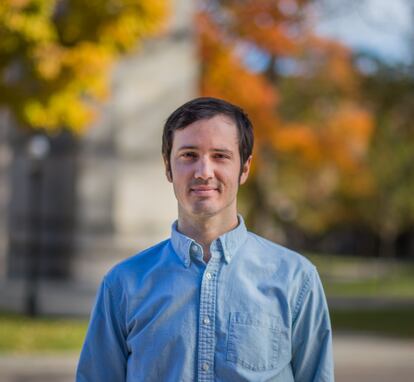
<box><xmin>162</xmin><ymin>97</ymin><xmax>254</xmax><ymax>175</ymax></box>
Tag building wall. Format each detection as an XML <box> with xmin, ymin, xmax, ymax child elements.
<box><xmin>0</xmin><ymin>0</ymin><xmax>198</xmax><ymax>314</ymax></box>
<box><xmin>73</xmin><ymin>0</ymin><xmax>198</xmax><ymax>284</ymax></box>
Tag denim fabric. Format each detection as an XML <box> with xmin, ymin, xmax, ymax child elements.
<box><xmin>76</xmin><ymin>216</ymin><xmax>334</xmax><ymax>381</ymax></box>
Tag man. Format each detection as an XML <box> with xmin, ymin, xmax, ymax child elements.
<box><xmin>77</xmin><ymin>97</ymin><xmax>334</xmax><ymax>381</ymax></box>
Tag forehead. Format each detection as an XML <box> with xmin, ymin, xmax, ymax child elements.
<box><xmin>172</xmin><ymin>114</ymin><xmax>239</xmax><ymax>150</ymax></box>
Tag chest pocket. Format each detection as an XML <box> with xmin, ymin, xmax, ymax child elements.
<box><xmin>226</xmin><ymin>312</ymin><xmax>281</xmax><ymax>371</ymax></box>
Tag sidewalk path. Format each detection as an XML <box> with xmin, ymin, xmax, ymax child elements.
<box><xmin>334</xmin><ymin>333</ymin><xmax>414</xmax><ymax>382</ymax></box>
<box><xmin>0</xmin><ymin>334</ymin><xmax>413</xmax><ymax>381</ymax></box>
<box><xmin>0</xmin><ymin>354</ymin><xmax>77</xmax><ymax>382</ymax></box>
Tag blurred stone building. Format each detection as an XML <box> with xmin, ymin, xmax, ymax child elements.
<box><xmin>0</xmin><ymin>0</ymin><xmax>198</xmax><ymax>315</ymax></box>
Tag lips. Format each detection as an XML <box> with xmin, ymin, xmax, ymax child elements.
<box><xmin>190</xmin><ymin>185</ymin><xmax>219</xmax><ymax>196</ymax></box>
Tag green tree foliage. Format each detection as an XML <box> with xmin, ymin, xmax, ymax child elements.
<box><xmin>353</xmin><ymin>59</ymin><xmax>414</xmax><ymax>255</ymax></box>
<box><xmin>0</xmin><ymin>0</ymin><xmax>169</xmax><ymax>134</ymax></box>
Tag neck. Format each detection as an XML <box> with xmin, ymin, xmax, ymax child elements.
<box><xmin>177</xmin><ymin>210</ymin><xmax>239</xmax><ymax>262</ymax></box>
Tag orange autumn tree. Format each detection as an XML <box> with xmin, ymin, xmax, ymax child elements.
<box><xmin>0</xmin><ymin>0</ymin><xmax>169</xmax><ymax>135</ymax></box>
<box><xmin>197</xmin><ymin>0</ymin><xmax>374</xmax><ymax>240</ymax></box>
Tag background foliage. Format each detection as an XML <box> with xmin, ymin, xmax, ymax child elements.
<box><xmin>197</xmin><ymin>0</ymin><xmax>414</xmax><ymax>257</ymax></box>
<box><xmin>0</xmin><ymin>0</ymin><xmax>169</xmax><ymax>134</ymax></box>
<box><xmin>1</xmin><ymin>0</ymin><xmax>413</xmax><ymax>258</ymax></box>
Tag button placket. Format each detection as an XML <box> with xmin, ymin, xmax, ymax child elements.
<box><xmin>197</xmin><ymin>256</ymin><xmax>220</xmax><ymax>382</ymax></box>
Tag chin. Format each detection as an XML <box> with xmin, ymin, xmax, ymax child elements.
<box><xmin>190</xmin><ymin>204</ymin><xmax>220</xmax><ymax>217</ymax></box>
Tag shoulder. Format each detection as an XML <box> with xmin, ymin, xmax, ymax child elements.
<box><xmin>103</xmin><ymin>238</ymin><xmax>171</xmax><ymax>288</ymax></box>
<box><xmin>245</xmin><ymin>231</ymin><xmax>315</xmax><ymax>275</ymax></box>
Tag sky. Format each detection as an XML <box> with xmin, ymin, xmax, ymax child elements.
<box><xmin>236</xmin><ymin>0</ymin><xmax>413</xmax><ymax>74</ymax></box>
<box><xmin>315</xmin><ymin>0</ymin><xmax>413</xmax><ymax>64</ymax></box>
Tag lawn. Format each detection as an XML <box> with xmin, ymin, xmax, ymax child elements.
<box><xmin>308</xmin><ymin>254</ymin><xmax>414</xmax><ymax>298</ymax></box>
<box><xmin>309</xmin><ymin>254</ymin><xmax>414</xmax><ymax>338</ymax></box>
<box><xmin>331</xmin><ymin>307</ymin><xmax>414</xmax><ymax>338</ymax></box>
<box><xmin>0</xmin><ymin>312</ymin><xmax>87</xmax><ymax>354</ymax></box>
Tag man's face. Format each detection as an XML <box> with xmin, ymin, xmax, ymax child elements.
<box><xmin>166</xmin><ymin>114</ymin><xmax>251</xmax><ymax>221</ymax></box>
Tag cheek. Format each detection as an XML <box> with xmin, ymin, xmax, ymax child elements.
<box><xmin>219</xmin><ymin>168</ymin><xmax>240</xmax><ymax>187</ymax></box>
<box><xmin>171</xmin><ymin>165</ymin><xmax>192</xmax><ymax>187</ymax></box>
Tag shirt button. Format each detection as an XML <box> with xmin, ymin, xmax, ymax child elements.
<box><xmin>202</xmin><ymin>362</ymin><xmax>209</xmax><ymax>371</ymax></box>
<box><xmin>206</xmin><ymin>272</ymin><xmax>212</xmax><ymax>280</ymax></box>
<box><xmin>203</xmin><ymin>317</ymin><xmax>210</xmax><ymax>325</ymax></box>
<box><xmin>190</xmin><ymin>244</ymin><xmax>198</xmax><ymax>255</ymax></box>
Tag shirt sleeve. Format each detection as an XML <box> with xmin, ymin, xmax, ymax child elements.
<box><xmin>291</xmin><ymin>266</ymin><xmax>335</xmax><ymax>382</ymax></box>
<box><xmin>76</xmin><ymin>277</ymin><xmax>129</xmax><ymax>382</ymax></box>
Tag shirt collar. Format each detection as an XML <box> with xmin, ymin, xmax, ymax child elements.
<box><xmin>170</xmin><ymin>215</ymin><xmax>248</xmax><ymax>267</ymax></box>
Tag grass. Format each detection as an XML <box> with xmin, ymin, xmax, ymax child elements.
<box><xmin>309</xmin><ymin>254</ymin><xmax>414</xmax><ymax>338</ymax></box>
<box><xmin>326</xmin><ymin>276</ymin><xmax>414</xmax><ymax>297</ymax></box>
<box><xmin>331</xmin><ymin>307</ymin><xmax>414</xmax><ymax>338</ymax></box>
<box><xmin>307</xmin><ymin>254</ymin><xmax>414</xmax><ymax>298</ymax></box>
<box><xmin>0</xmin><ymin>312</ymin><xmax>87</xmax><ymax>354</ymax></box>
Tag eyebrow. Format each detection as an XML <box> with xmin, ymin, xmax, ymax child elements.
<box><xmin>177</xmin><ymin>146</ymin><xmax>234</xmax><ymax>155</ymax></box>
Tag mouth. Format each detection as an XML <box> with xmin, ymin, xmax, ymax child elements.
<box><xmin>189</xmin><ymin>186</ymin><xmax>219</xmax><ymax>196</ymax></box>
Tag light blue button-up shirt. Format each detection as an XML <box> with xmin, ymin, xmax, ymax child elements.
<box><xmin>77</xmin><ymin>216</ymin><xmax>334</xmax><ymax>381</ymax></box>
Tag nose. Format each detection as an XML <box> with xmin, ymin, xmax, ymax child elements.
<box><xmin>194</xmin><ymin>156</ymin><xmax>214</xmax><ymax>180</ymax></box>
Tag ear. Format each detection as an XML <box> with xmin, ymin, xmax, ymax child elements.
<box><xmin>164</xmin><ymin>157</ymin><xmax>173</xmax><ymax>183</ymax></box>
<box><xmin>239</xmin><ymin>155</ymin><xmax>252</xmax><ymax>185</ymax></box>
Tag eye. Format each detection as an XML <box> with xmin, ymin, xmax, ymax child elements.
<box><xmin>213</xmin><ymin>153</ymin><xmax>230</xmax><ymax>160</ymax></box>
<box><xmin>181</xmin><ymin>152</ymin><xmax>197</xmax><ymax>159</ymax></box>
